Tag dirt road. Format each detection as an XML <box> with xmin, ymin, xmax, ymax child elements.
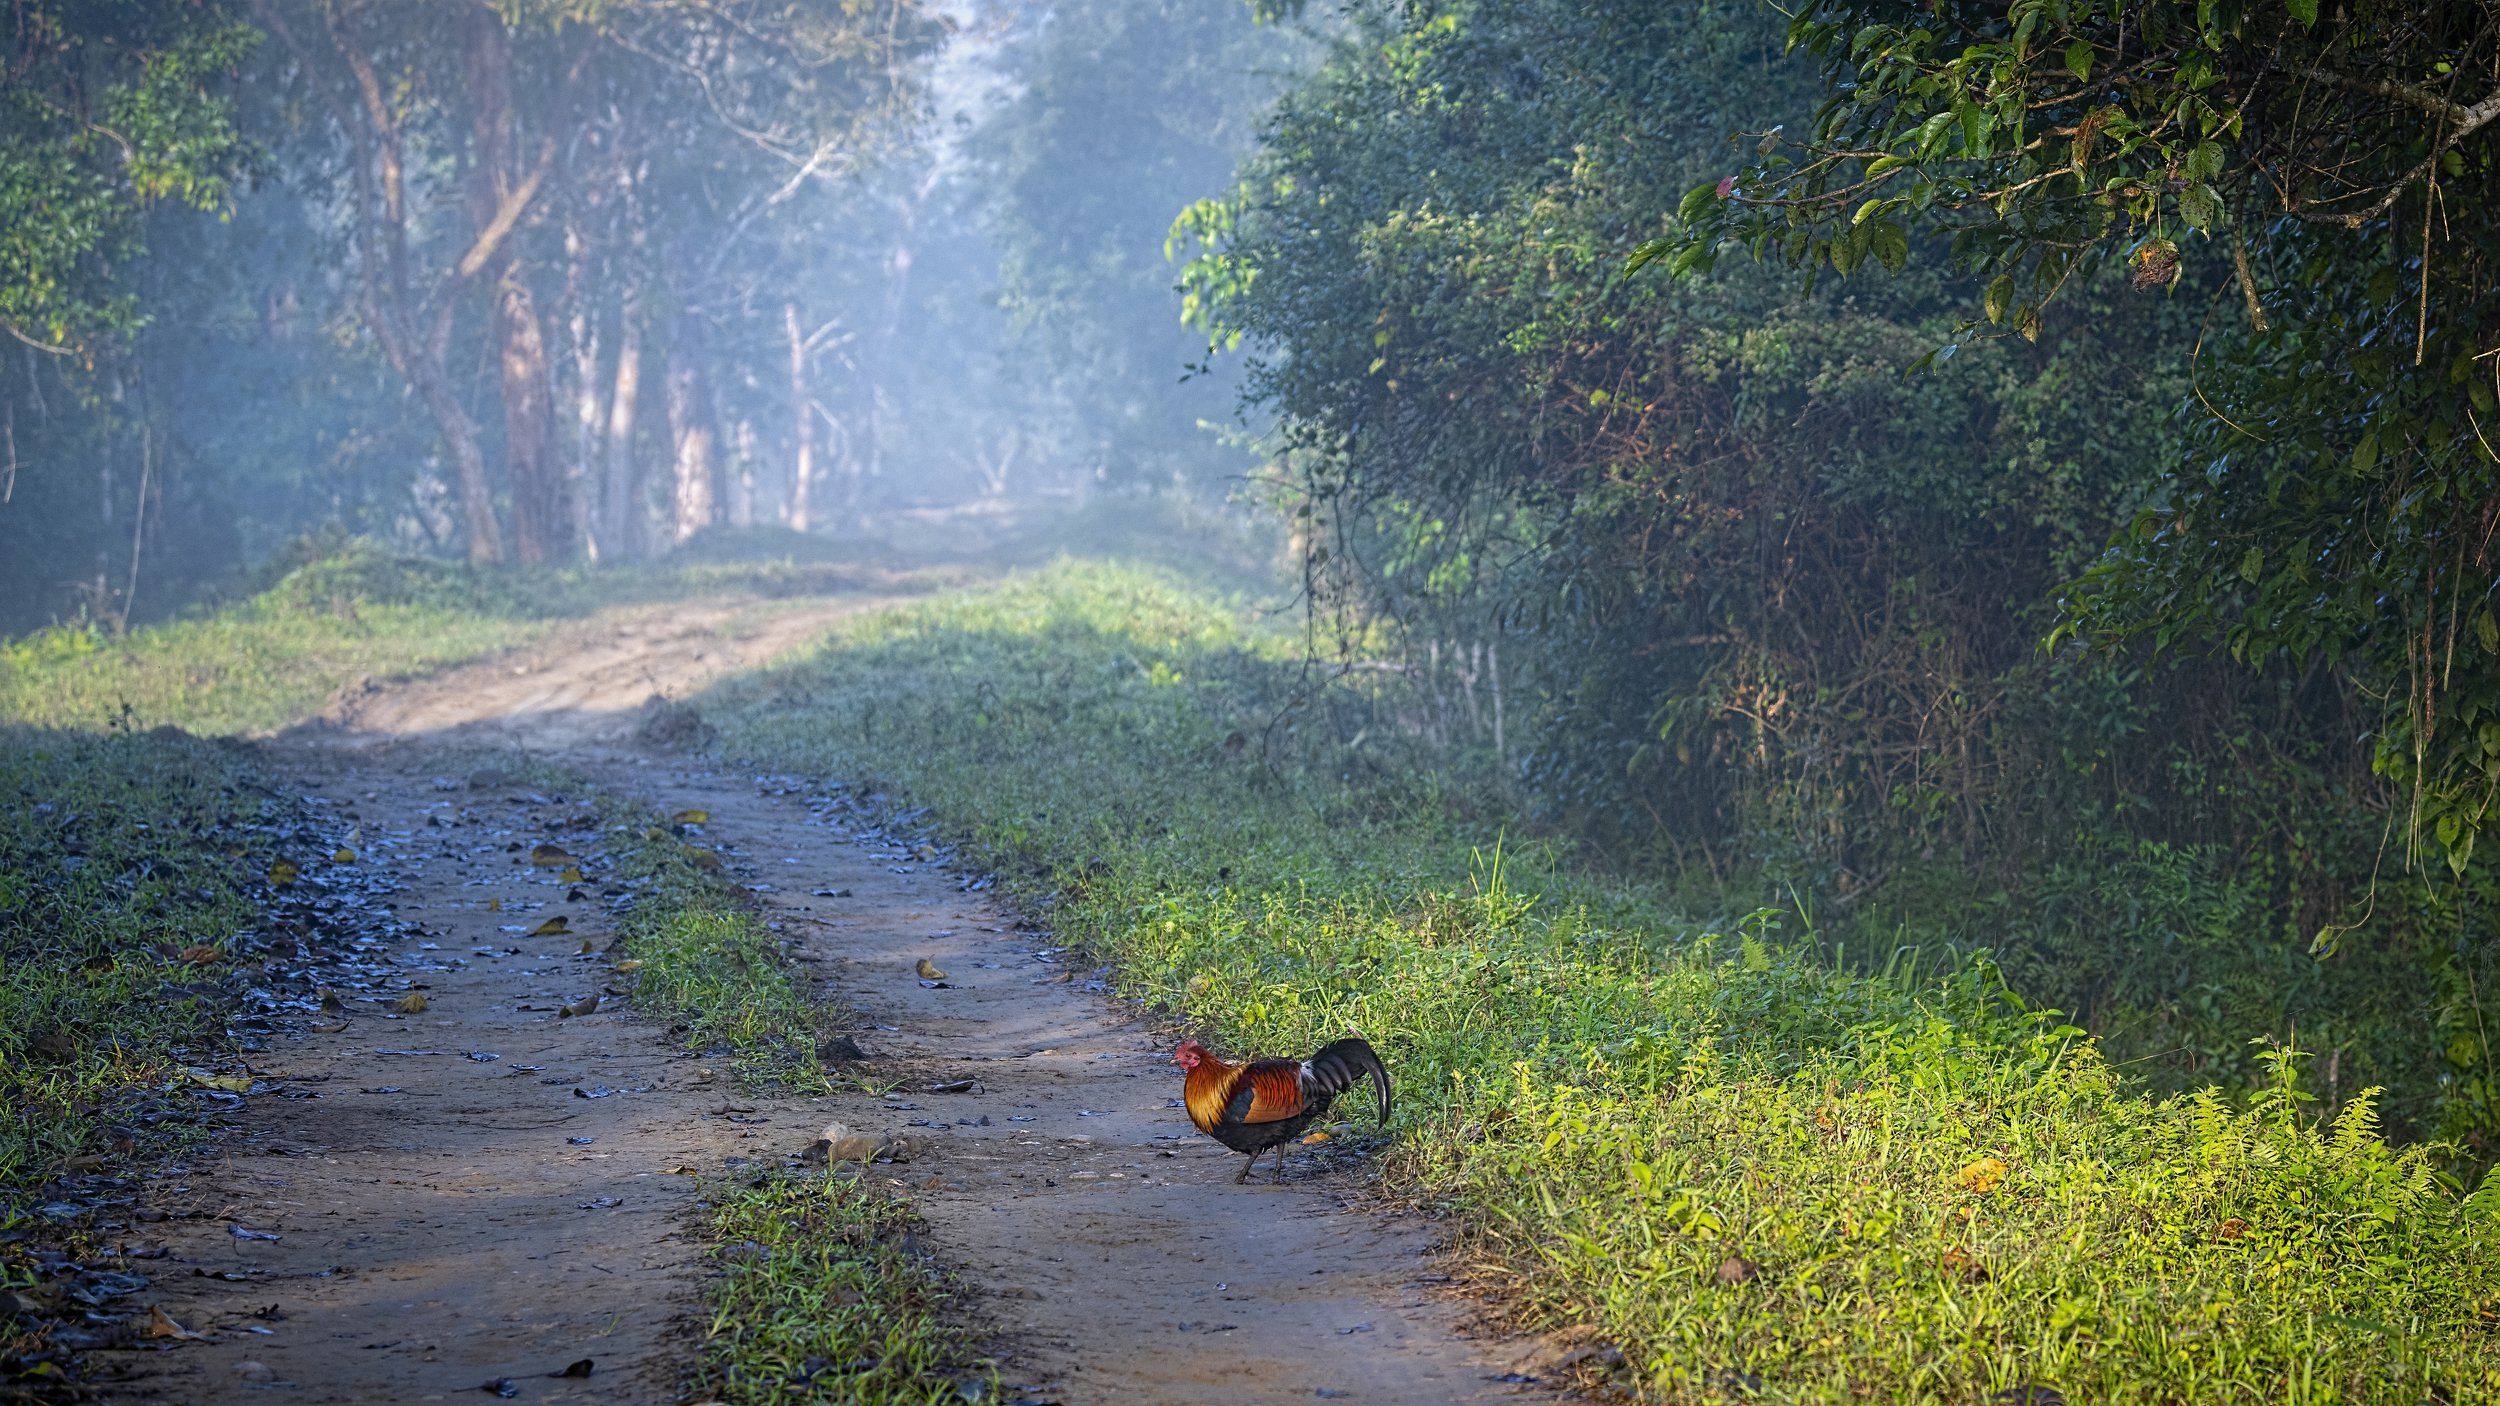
<box><xmin>105</xmin><ymin>592</ymin><xmax>1561</xmax><ymax>1404</ymax></box>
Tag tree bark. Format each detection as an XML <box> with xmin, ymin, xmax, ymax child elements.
<box><xmin>563</xmin><ymin>211</ymin><xmax>603</xmax><ymax>557</ymax></box>
<box><xmin>664</xmin><ymin>310</ymin><xmax>717</xmax><ymax>544</ymax></box>
<box><xmin>257</xmin><ymin>0</ymin><xmax>522</xmax><ymax>563</ymax></box>
<box><xmin>785</xmin><ymin>300</ymin><xmax>815</xmax><ymax>531</ymax></box>
<box><xmin>601</xmin><ymin>271</ymin><xmax>645</xmax><ymax>560</ymax></box>
<box><xmin>466</xmin><ymin>8</ymin><xmax>571</xmax><ymax>565</ymax></box>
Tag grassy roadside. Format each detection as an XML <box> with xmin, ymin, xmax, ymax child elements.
<box><xmin>596</xmin><ymin>791</ymin><xmax>979</xmax><ymax>1405</ymax></box>
<box><xmin>706</xmin><ymin>561</ymin><xmax>2500</xmax><ymax>1405</ymax></box>
<box><xmin>0</xmin><ymin>729</ymin><xmax>275</xmax><ymax>1203</ymax></box>
<box><xmin>0</xmin><ymin>536</ymin><xmax>929</xmax><ymax>737</ymax></box>
<box><xmin>0</xmin><ymin>726</ymin><xmax>359</xmax><ymax>1386</ymax></box>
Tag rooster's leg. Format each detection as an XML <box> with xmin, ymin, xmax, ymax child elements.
<box><xmin>1272</xmin><ymin>1144</ymin><xmax>1288</xmax><ymax>1183</ymax></box>
<box><xmin>1235</xmin><ymin>1153</ymin><xmax>1256</xmax><ymax>1184</ymax></box>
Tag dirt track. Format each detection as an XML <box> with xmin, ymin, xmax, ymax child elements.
<box><xmin>105</xmin><ymin>591</ymin><xmax>1562</xmax><ymax>1404</ymax></box>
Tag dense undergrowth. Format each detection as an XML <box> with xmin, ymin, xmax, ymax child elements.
<box><xmin>0</xmin><ymin>728</ymin><xmax>276</xmax><ymax>1207</ymax></box>
<box><xmin>709</xmin><ymin>561</ymin><xmax>2500</xmax><ymax>1404</ymax></box>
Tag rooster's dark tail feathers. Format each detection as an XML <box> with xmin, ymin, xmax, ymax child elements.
<box><xmin>1308</xmin><ymin>1037</ymin><xmax>1392</xmax><ymax>1126</ymax></box>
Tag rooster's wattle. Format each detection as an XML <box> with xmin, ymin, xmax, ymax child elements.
<box><xmin>1174</xmin><ymin>1036</ymin><xmax>1391</xmax><ymax>1182</ymax></box>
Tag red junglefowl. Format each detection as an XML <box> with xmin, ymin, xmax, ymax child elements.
<box><xmin>1174</xmin><ymin>1036</ymin><xmax>1391</xmax><ymax>1183</ymax></box>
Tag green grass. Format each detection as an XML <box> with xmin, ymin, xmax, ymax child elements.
<box><xmin>0</xmin><ymin>727</ymin><xmax>286</xmax><ymax>1207</ymax></box>
<box><xmin>696</xmin><ymin>1170</ymin><xmax>979</xmax><ymax>1406</ymax></box>
<box><xmin>605</xmin><ymin>808</ymin><xmax>847</xmax><ymax>1092</ymax></box>
<box><xmin>589</xmin><ymin>793</ymin><xmax>977</xmax><ymax>1402</ymax></box>
<box><xmin>0</xmin><ymin>534</ymin><xmax>933</xmax><ymax>737</ymax></box>
<box><xmin>703</xmin><ymin>560</ymin><xmax>2500</xmax><ymax>1405</ymax></box>
<box><xmin>0</xmin><ymin>544</ymin><xmax>553</xmax><ymax>734</ymax></box>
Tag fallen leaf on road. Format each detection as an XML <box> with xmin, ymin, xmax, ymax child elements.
<box><xmin>915</xmin><ymin>958</ymin><xmax>947</xmax><ymax>980</ymax></box>
<box><xmin>488</xmin><ymin>897</ymin><xmax>503</xmax><ymax>912</ymax></box>
<box><xmin>317</xmin><ymin>989</ymin><xmax>346</xmax><ymax>1011</ymax></box>
<box><xmin>804</xmin><ymin>1123</ymin><xmax>885</xmax><ymax>1163</ymax></box>
<box><xmin>661</xmin><ymin>1165</ymin><xmax>698</xmax><ymax>1175</ymax></box>
<box><xmin>531</xmin><ymin>916</ymin><xmax>570</xmax><ymax>936</ymax></box>
<box><xmin>672</xmin><ymin>809</ymin><xmax>709</xmax><ymax>825</ymax></box>
<box><xmin>549</xmin><ymin>1359</ymin><xmax>594</xmax><ymax>1379</ymax></box>
<box><xmin>332</xmin><ymin>847</ymin><xmax>356</xmax><ymax>863</ymax></box>
<box><xmin>577</xmin><ymin>938</ymin><xmax>594</xmax><ymax>954</ymax></box>
<box><xmin>229</xmin><ymin>1224</ymin><xmax>280</xmax><ymax>1242</ymax></box>
<box><xmin>558</xmin><ymin>994</ymin><xmax>600</xmax><ymax>1018</ymax></box>
<box><xmin>178</xmin><ymin>945</ymin><xmax>221</xmax><ymax>965</ymax></box>
<box><xmin>180</xmin><ymin>1067</ymin><xmax>254</xmax><ymax>1094</ymax></box>
<box><xmin>142</xmin><ymin>1305</ymin><xmax>206</xmax><ymax>1341</ymax></box>
<box><xmin>928</xmin><ymin>1079</ymin><xmax>979</xmax><ymax>1094</ymax></box>
<box><xmin>390</xmin><ymin>992</ymin><xmax>428</xmax><ymax>1014</ymax></box>
<box><xmin>529</xmin><ymin>844</ymin><xmax>576</xmax><ymax>868</ymax></box>
<box><xmin>913</xmin><ymin>843</ymin><xmax>938</xmax><ymax>861</ymax></box>
<box><xmin>558</xmin><ymin>865</ymin><xmax>585</xmax><ymax>883</ymax></box>
<box><xmin>267</xmin><ymin>859</ymin><xmax>298</xmax><ymax>887</ymax></box>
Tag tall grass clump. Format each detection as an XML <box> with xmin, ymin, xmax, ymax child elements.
<box><xmin>707</xmin><ymin>560</ymin><xmax>2500</xmax><ymax>1404</ymax></box>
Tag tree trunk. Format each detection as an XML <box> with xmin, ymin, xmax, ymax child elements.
<box><xmin>664</xmin><ymin>310</ymin><xmax>717</xmax><ymax>544</ymax></box>
<box><xmin>563</xmin><ymin>212</ymin><xmax>603</xmax><ymax>559</ymax></box>
<box><xmin>601</xmin><ymin>272</ymin><xmax>645</xmax><ymax>560</ymax></box>
<box><xmin>785</xmin><ymin>301</ymin><xmax>815</xmax><ymax>532</ymax></box>
<box><xmin>495</xmin><ymin>270</ymin><xmax>568</xmax><ymax>563</ymax></box>
<box><xmin>465</xmin><ymin>8</ymin><xmax>571</xmax><ymax>565</ymax></box>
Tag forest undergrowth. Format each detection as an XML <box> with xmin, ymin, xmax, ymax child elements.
<box><xmin>707</xmin><ymin>560</ymin><xmax>2500</xmax><ymax>1404</ymax></box>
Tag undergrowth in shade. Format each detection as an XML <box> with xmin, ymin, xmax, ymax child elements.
<box><xmin>0</xmin><ymin>728</ymin><xmax>276</xmax><ymax>1207</ymax></box>
<box><xmin>708</xmin><ymin>560</ymin><xmax>2500</xmax><ymax>1404</ymax></box>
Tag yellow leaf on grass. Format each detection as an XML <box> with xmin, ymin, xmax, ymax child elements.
<box><xmin>685</xmin><ymin>847</ymin><xmax>723</xmax><ymax>871</ymax></box>
<box><xmin>267</xmin><ymin>858</ymin><xmax>299</xmax><ymax>887</ymax></box>
<box><xmin>672</xmin><ymin>809</ymin><xmax>710</xmax><ymax>826</ymax></box>
<box><xmin>1956</xmin><ymin>1156</ymin><xmax>2008</xmax><ymax>1194</ymax></box>
<box><xmin>614</xmin><ymin>959</ymin><xmax>644</xmax><ymax>974</ymax></box>
<box><xmin>332</xmin><ymin>847</ymin><xmax>356</xmax><ymax>864</ymax></box>
<box><xmin>531</xmin><ymin>916</ymin><xmax>571</xmax><ymax>936</ymax></box>
<box><xmin>177</xmin><ymin>945</ymin><xmax>222</xmax><ymax>965</ymax></box>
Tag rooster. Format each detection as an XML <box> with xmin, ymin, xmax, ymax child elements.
<box><xmin>1174</xmin><ymin>1036</ymin><xmax>1391</xmax><ymax>1183</ymax></box>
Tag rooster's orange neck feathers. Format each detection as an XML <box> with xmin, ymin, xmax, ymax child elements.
<box><xmin>1181</xmin><ymin>1050</ymin><xmax>1239</xmax><ymax>1135</ymax></box>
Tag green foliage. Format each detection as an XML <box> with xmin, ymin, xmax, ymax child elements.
<box><xmin>705</xmin><ymin>562</ymin><xmax>2500</xmax><ymax>1403</ymax></box>
<box><xmin>1174</xmin><ymin>0</ymin><xmax>2500</xmax><ymax>1147</ymax></box>
<box><xmin>977</xmin><ymin>0</ymin><xmax>1305</xmax><ymax>492</ymax></box>
<box><xmin>0</xmin><ymin>728</ymin><xmax>270</xmax><ymax>1209</ymax></box>
<box><xmin>0</xmin><ymin>1</ymin><xmax>256</xmax><ymax>352</ymax></box>
<box><xmin>1680</xmin><ymin>1</ymin><xmax>2500</xmax><ymax>879</ymax></box>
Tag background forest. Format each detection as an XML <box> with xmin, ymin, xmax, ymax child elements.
<box><xmin>7</xmin><ymin>0</ymin><xmax>2499</xmax><ymax>1170</ymax></box>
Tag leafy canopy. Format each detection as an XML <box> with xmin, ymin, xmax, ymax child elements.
<box><xmin>0</xmin><ymin>0</ymin><xmax>256</xmax><ymax>354</ymax></box>
<box><xmin>1668</xmin><ymin>1</ymin><xmax>2500</xmax><ymax>889</ymax></box>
